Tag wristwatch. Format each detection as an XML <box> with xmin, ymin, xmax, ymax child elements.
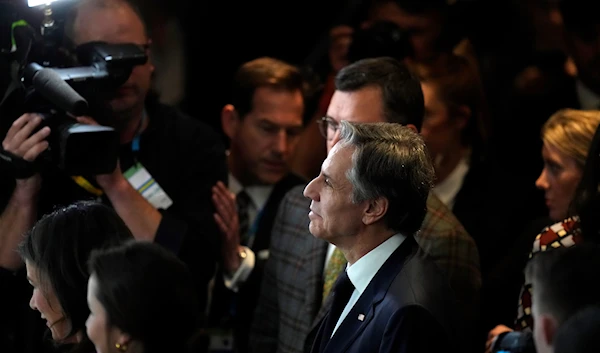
<box><xmin>238</xmin><ymin>247</ymin><xmax>247</xmax><ymax>260</ymax></box>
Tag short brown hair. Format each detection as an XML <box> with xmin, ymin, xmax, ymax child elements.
<box><xmin>231</xmin><ymin>57</ymin><xmax>306</xmax><ymax>119</ymax></box>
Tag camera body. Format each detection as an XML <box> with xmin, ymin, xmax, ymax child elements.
<box><xmin>0</xmin><ymin>2</ymin><xmax>147</xmax><ymax>177</ymax></box>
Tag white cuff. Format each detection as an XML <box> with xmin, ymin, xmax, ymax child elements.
<box><xmin>223</xmin><ymin>246</ymin><xmax>255</xmax><ymax>292</ymax></box>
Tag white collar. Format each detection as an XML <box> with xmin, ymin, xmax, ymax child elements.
<box><xmin>576</xmin><ymin>79</ymin><xmax>600</xmax><ymax>110</ymax></box>
<box><xmin>346</xmin><ymin>233</ymin><xmax>406</xmax><ymax>295</ymax></box>
<box><xmin>228</xmin><ymin>174</ymin><xmax>273</xmax><ymax>211</ymax></box>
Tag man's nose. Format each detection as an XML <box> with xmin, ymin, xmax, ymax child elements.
<box><xmin>304</xmin><ymin>177</ymin><xmax>319</xmax><ymax>201</ymax></box>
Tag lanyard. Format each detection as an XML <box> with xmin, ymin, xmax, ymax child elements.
<box><xmin>72</xmin><ymin>111</ymin><xmax>147</xmax><ymax>196</ymax></box>
<box><xmin>131</xmin><ymin>110</ymin><xmax>147</xmax><ymax>155</ymax></box>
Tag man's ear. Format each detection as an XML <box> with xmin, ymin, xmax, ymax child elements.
<box><xmin>362</xmin><ymin>197</ymin><xmax>388</xmax><ymax>225</ymax></box>
<box><xmin>454</xmin><ymin>105</ymin><xmax>471</xmax><ymax>131</ymax></box>
<box><xmin>221</xmin><ymin>104</ymin><xmax>238</xmax><ymax>139</ymax></box>
<box><xmin>146</xmin><ymin>38</ymin><xmax>155</xmax><ymax>74</ymax></box>
<box><xmin>406</xmin><ymin>124</ymin><xmax>418</xmax><ymax>133</ymax></box>
<box><xmin>540</xmin><ymin>314</ymin><xmax>559</xmax><ymax>347</ymax></box>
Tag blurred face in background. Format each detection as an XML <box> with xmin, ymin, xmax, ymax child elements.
<box><xmin>420</xmin><ymin>82</ymin><xmax>466</xmax><ymax>170</ymax></box>
<box><xmin>366</xmin><ymin>1</ymin><xmax>445</xmax><ymax>63</ymax></box>
<box><xmin>535</xmin><ymin>142</ymin><xmax>583</xmax><ymax>221</ymax></box>
<box><xmin>325</xmin><ymin>87</ymin><xmax>385</xmax><ymax>153</ymax></box>
<box><xmin>564</xmin><ymin>24</ymin><xmax>600</xmax><ymax>94</ymax></box>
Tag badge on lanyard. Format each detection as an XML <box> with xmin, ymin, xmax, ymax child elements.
<box><xmin>123</xmin><ymin>111</ymin><xmax>173</xmax><ymax>209</ymax></box>
<box><xmin>123</xmin><ymin>162</ymin><xmax>173</xmax><ymax>209</ymax></box>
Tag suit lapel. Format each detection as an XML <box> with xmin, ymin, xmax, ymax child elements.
<box><xmin>317</xmin><ymin>236</ymin><xmax>418</xmax><ymax>353</ymax></box>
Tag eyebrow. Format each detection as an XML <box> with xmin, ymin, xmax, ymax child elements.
<box><xmin>257</xmin><ymin>118</ymin><xmax>303</xmax><ymax>129</ymax></box>
<box><xmin>543</xmin><ymin>155</ymin><xmax>562</xmax><ymax>165</ymax></box>
<box><xmin>324</xmin><ymin>115</ymin><xmax>339</xmax><ymax>123</ymax></box>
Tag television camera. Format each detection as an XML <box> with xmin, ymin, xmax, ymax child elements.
<box><xmin>0</xmin><ymin>0</ymin><xmax>147</xmax><ymax>177</ymax></box>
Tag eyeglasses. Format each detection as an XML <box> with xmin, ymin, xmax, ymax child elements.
<box><xmin>317</xmin><ymin>116</ymin><xmax>340</xmax><ymax>140</ymax></box>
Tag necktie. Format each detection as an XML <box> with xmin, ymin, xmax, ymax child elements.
<box><xmin>318</xmin><ymin>269</ymin><xmax>354</xmax><ymax>352</ymax></box>
<box><xmin>236</xmin><ymin>190</ymin><xmax>251</xmax><ymax>245</ymax></box>
<box><xmin>322</xmin><ymin>247</ymin><xmax>348</xmax><ymax>303</ymax></box>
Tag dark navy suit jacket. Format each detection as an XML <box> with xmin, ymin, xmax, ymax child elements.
<box><xmin>305</xmin><ymin>236</ymin><xmax>464</xmax><ymax>353</ymax></box>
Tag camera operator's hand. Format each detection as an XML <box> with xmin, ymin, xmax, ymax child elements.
<box><xmin>329</xmin><ymin>25</ymin><xmax>354</xmax><ymax>73</ymax></box>
<box><xmin>485</xmin><ymin>324</ymin><xmax>513</xmax><ymax>353</ymax></box>
<box><xmin>2</xmin><ymin>113</ymin><xmax>50</xmax><ymax>200</ymax></box>
<box><xmin>74</xmin><ymin>116</ymin><xmax>127</xmax><ymax>190</ymax></box>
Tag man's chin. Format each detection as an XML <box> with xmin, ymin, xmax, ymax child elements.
<box><xmin>108</xmin><ymin>98</ymin><xmax>137</xmax><ymax>115</ymax></box>
<box><xmin>256</xmin><ymin>171</ymin><xmax>286</xmax><ymax>186</ymax></box>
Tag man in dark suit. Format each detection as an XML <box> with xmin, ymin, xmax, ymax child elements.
<box><xmin>250</xmin><ymin>57</ymin><xmax>479</xmax><ymax>353</ymax></box>
<box><xmin>304</xmin><ymin>120</ymin><xmax>462</xmax><ymax>352</ymax></box>
<box><xmin>208</xmin><ymin>57</ymin><xmax>307</xmax><ymax>352</ymax></box>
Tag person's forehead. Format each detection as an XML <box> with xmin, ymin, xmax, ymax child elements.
<box><xmin>327</xmin><ymin>88</ymin><xmax>386</xmax><ymax>123</ymax></box>
<box><xmin>73</xmin><ymin>5</ymin><xmax>146</xmax><ymax>44</ymax></box>
<box><xmin>324</xmin><ymin>143</ymin><xmax>353</xmax><ymax>172</ymax></box>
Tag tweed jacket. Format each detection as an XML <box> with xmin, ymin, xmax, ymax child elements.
<box><xmin>249</xmin><ymin>185</ymin><xmax>481</xmax><ymax>353</ymax></box>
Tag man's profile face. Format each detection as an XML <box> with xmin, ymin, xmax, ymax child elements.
<box><xmin>325</xmin><ymin>86</ymin><xmax>385</xmax><ymax>153</ymax></box>
<box><xmin>72</xmin><ymin>4</ymin><xmax>154</xmax><ymax>117</ymax></box>
<box><xmin>304</xmin><ymin>142</ymin><xmax>366</xmax><ymax>243</ymax></box>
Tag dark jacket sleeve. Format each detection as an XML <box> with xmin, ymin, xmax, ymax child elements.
<box><xmin>146</xmin><ymin>103</ymin><xmax>228</xmax><ymax>313</ymax></box>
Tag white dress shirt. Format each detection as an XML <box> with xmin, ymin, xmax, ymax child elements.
<box><xmin>432</xmin><ymin>156</ymin><xmax>470</xmax><ymax>210</ymax></box>
<box><xmin>576</xmin><ymin>79</ymin><xmax>600</xmax><ymax>110</ymax></box>
<box><xmin>331</xmin><ymin>233</ymin><xmax>407</xmax><ymax>336</ymax></box>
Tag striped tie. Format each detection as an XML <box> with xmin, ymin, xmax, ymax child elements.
<box><xmin>236</xmin><ymin>190</ymin><xmax>251</xmax><ymax>245</ymax></box>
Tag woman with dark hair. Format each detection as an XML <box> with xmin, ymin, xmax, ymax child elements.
<box><xmin>18</xmin><ymin>200</ymin><xmax>133</xmax><ymax>353</ymax></box>
<box><xmin>86</xmin><ymin>240</ymin><xmax>199</xmax><ymax>353</ymax></box>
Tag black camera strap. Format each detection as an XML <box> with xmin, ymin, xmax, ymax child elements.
<box><xmin>0</xmin><ymin>148</ymin><xmax>37</xmax><ymax>179</ymax></box>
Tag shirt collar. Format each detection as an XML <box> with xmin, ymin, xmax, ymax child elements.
<box><xmin>346</xmin><ymin>233</ymin><xmax>406</xmax><ymax>294</ymax></box>
<box><xmin>576</xmin><ymin>79</ymin><xmax>600</xmax><ymax>110</ymax></box>
<box><xmin>228</xmin><ymin>173</ymin><xmax>273</xmax><ymax>211</ymax></box>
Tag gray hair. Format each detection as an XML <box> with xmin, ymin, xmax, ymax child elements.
<box><xmin>338</xmin><ymin>121</ymin><xmax>435</xmax><ymax>234</ymax></box>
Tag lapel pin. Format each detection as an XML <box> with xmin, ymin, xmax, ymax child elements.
<box><xmin>358</xmin><ymin>314</ymin><xmax>365</xmax><ymax>321</ymax></box>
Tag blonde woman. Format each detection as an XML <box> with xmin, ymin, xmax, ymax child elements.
<box><xmin>487</xmin><ymin>109</ymin><xmax>600</xmax><ymax>353</ymax></box>
<box><xmin>535</xmin><ymin>109</ymin><xmax>600</xmax><ymax>222</ymax></box>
